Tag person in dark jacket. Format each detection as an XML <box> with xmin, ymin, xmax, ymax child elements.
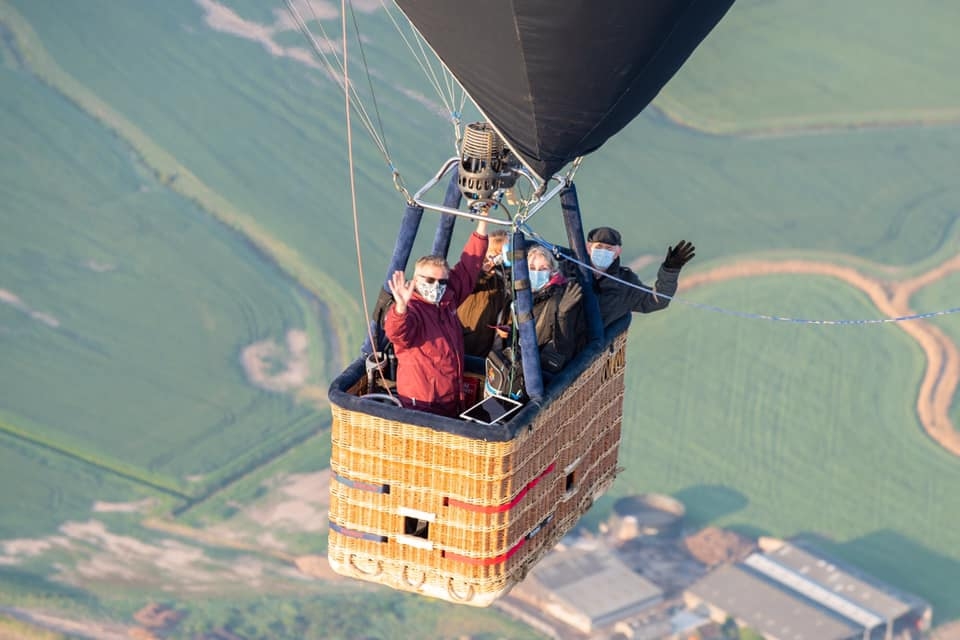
<box><xmin>384</xmin><ymin>218</ymin><xmax>489</xmax><ymax>417</ymax></box>
<box><xmin>524</xmin><ymin>246</ymin><xmax>585</xmax><ymax>374</ymax></box>
<box><xmin>585</xmin><ymin>226</ymin><xmax>695</xmax><ymax>328</ymax></box>
<box><xmin>457</xmin><ymin>229</ymin><xmax>510</xmax><ymax>358</ymax></box>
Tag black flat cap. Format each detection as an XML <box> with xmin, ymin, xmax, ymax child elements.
<box><xmin>587</xmin><ymin>227</ymin><xmax>622</xmax><ymax>246</ymax></box>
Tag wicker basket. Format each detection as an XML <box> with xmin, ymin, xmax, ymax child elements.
<box><xmin>327</xmin><ymin>328</ymin><xmax>628</xmax><ymax>606</ymax></box>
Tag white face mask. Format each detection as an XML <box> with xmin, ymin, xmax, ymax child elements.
<box><xmin>590</xmin><ymin>247</ymin><xmax>617</xmax><ymax>270</ymax></box>
<box><xmin>415</xmin><ymin>280</ymin><xmax>447</xmax><ymax>304</ymax></box>
<box><xmin>529</xmin><ymin>269</ymin><xmax>551</xmax><ymax>292</ymax></box>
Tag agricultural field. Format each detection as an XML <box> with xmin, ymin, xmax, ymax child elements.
<box><xmin>0</xmin><ymin>432</ymin><xmax>156</xmax><ymax>539</ymax></box>
<box><xmin>0</xmin><ymin>7</ymin><xmax>328</xmax><ymax>499</ymax></box>
<box><xmin>913</xmin><ymin>272</ymin><xmax>960</xmax><ymax>428</ymax></box>
<box><xmin>574</xmin><ymin>112</ymin><xmax>960</xmax><ymax>271</ymax></box>
<box><xmin>655</xmin><ymin>0</ymin><xmax>960</xmax><ymax>133</ymax></box>
<box><xmin>172</xmin><ymin>425</ymin><xmax>334</xmax><ymax>554</ymax></box>
<box><xmin>614</xmin><ymin>274</ymin><xmax>960</xmax><ymax>618</ymax></box>
<box><xmin>10</xmin><ymin>0</ymin><xmax>960</xmax><ymax>298</ymax></box>
<box><xmin>1</xmin><ymin>0</ymin><xmax>960</xmax><ymax>636</ymax></box>
<box><xmin>127</xmin><ymin>590</ymin><xmax>543</xmax><ymax>640</ymax></box>
<box><xmin>4</xmin><ymin>0</ymin><xmax>453</xmax><ymax>297</ymax></box>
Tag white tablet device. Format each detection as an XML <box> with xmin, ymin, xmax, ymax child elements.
<box><xmin>460</xmin><ymin>394</ymin><xmax>524</xmax><ymax>426</ymax></box>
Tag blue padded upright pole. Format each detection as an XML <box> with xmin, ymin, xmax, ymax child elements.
<box><xmin>561</xmin><ymin>184</ymin><xmax>603</xmax><ymax>343</ymax></box>
<box><xmin>511</xmin><ymin>230</ymin><xmax>544</xmax><ymax>401</ymax></box>
<box><xmin>361</xmin><ymin>201</ymin><xmax>424</xmax><ymax>355</ymax></box>
<box><xmin>386</xmin><ymin>202</ymin><xmax>425</xmax><ymax>278</ymax></box>
<box><xmin>431</xmin><ymin>168</ymin><xmax>462</xmax><ymax>258</ymax></box>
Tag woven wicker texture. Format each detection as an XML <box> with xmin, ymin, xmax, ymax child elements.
<box><xmin>328</xmin><ymin>334</ymin><xmax>627</xmax><ymax>606</ymax></box>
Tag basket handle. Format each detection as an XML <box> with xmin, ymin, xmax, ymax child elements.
<box><xmin>447</xmin><ymin>577</ymin><xmax>475</xmax><ymax>603</ymax></box>
<box><xmin>348</xmin><ymin>554</ymin><xmax>383</xmax><ymax>577</ymax></box>
<box><xmin>361</xmin><ymin>393</ymin><xmax>403</xmax><ymax>407</ymax></box>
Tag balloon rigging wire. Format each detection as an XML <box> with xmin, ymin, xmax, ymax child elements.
<box><xmin>340</xmin><ymin>0</ymin><xmax>394</xmax><ymax>397</ymax></box>
<box><xmin>378</xmin><ymin>0</ymin><xmax>468</xmax><ymax>141</ymax></box>
<box><xmin>523</xmin><ymin>231</ymin><xmax>960</xmax><ymax>326</ymax></box>
<box><xmin>284</xmin><ymin>0</ymin><xmax>390</xmax><ymax>163</ymax></box>
<box><xmin>346</xmin><ymin>0</ymin><xmax>392</xmax><ymax>163</ymax></box>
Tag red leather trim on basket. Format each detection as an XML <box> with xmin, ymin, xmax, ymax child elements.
<box><xmin>446</xmin><ymin>462</ymin><xmax>555</xmax><ymax>514</ymax></box>
<box><xmin>443</xmin><ymin>537</ymin><xmax>527</xmax><ymax>566</ymax></box>
<box><xmin>443</xmin><ymin>513</ymin><xmax>554</xmax><ymax>566</ymax></box>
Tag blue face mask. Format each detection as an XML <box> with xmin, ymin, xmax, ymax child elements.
<box><xmin>501</xmin><ymin>243</ymin><xmax>512</xmax><ymax>267</ymax></box>
<box><xmin>529</xmin><ymin>269</ymin><xmax>551</xmax><ymax>292</ymax></box>
<box><xmin>590</xmin><ymin>247</ymin><xmax>617</xmax><ymax>270</ymax></box>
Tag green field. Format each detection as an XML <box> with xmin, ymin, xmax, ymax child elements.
<box><xmin>0</xmin><ymin>9</ymin><xmax>325</xmax><ymax>497</ymax></box>
<box><xmin>575</xmin><ymin>113</ymin><xmax>960</xmax><ymax>271</ymax></box>
<box><xmin>174</xmin><ymin>426</ymin><xmax>333</xmax><ymax>554</ymax></box>
<box><xmin>4</xmin><ymin>0</ymin><xmax>452</xmax><ymax>292</ymax></box>
<box><xmin>7</xmin><ymin>0</ymin><xmax>959</xmax><ymax>291</ymax></box>
<box><xmin>912</xmin><ymin>272</ymin><xmax>960</xmax><ymax>427</ymax></box>
<box><xmin>615</xmin><ymin>273</ymin><xmax>960</xmax><ymax>617</ymax></box>
<box><xmin>142</xmin><ymin>590</ymin><xmax>543</xmax><ymax>640</ymax></box>
<box><xmin>656</xmin><ymin>0</ymin><xmax>960</xmax><ymax>132</ymax></box>
<box><xmin>2</xmin><ymin>0</ymin><xmax>960</xmax><ymax>635</ymax></box>
<box><xmin>0</xmin><ymin>431</ymin><xmax>159</xmax><ymax>539</ymax></box>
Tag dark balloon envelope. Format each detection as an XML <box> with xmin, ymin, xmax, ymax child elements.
<box><xmin>394</xmin><ymin>0</ymin><xmax>735</xmax><ymax>180</ymax></box>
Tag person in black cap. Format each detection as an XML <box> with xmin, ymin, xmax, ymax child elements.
<box><xmin>585</xmin><ymin>226</ymin><xmax>695</xmax><ymax>328</ymax></box>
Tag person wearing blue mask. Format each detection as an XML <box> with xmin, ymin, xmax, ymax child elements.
<box><xmin>500</xmin><ymin>246</ymin><xmax>585</xmax><ymax>375</ymax></box>
<box><xmin>586</xmin><ymin>226</ymin><xmax>695</xmax><ymax>328</ymax></box>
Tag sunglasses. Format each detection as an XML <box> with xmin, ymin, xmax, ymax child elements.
<box><xmin>417</xmin><ymin>275</ymin><xmax>449</xmax><ymax>285</ymax></box>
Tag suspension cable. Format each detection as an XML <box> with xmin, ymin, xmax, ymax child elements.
<box><xmin>523</xmin><ymin>231</ymin><xmax>960</xmax><ymax>326</ymax></box>
<box><xmin>284</xmin><ymin>0</ymin><xmax>428</xmax><ymax>203</ymax></box>
<box><xmin>347</xmin><ymin>0</ymin><xmax>392</xmax><ymax>163</ymax></box>
<box><xmin>564</xmin><ymin>157</ymin><xmax>584</xmax><ymax>183</ymax></box>
<box><xmin>340</xmin><ymin>0</ymin><xmax>394</xmax><ymax>397</ymax></box>
<box><xmin>284</xmin><ymin>0</ymin><xmax>389</xmax><ymax>160</ymax></box>
<box><xmin>378</xmin><ymin>0</ymin><xmax>466</xmax><ymax>140</ymax></box>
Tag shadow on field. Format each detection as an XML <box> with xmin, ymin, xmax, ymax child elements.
<box><xmin>673</xmin><ymin>484</ymin><xmax>748</xmax><ymax>527</ymax></box>
<box><xmin>793</xmin><ymin>529</ymin><xmax>960</xmax><ymax>625</ymax></box>
<box><xmin>575</xmin><ymin>493</ymin><xmax>618</xmax><ymax>533</ymax></box>
<box><xmin>720</xmin><ymin>522</ymin><xmax>773</xmax><ymax>540</ymax></box>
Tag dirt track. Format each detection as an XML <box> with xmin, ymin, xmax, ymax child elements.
<box><xmin>681</xmin><ymin>255</ymin><xmax>960</xmax><ymax>456</ymax></box>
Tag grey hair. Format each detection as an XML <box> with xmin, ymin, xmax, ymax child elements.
<box><xmin>415</xmin><ymin>255</ymin><xmax>450</xmax><ymax>272</ymax></box>
<box><xmin>526</xmin><ymin>245</ymin><xmax>558</xmax><ymax>272</ymax></box>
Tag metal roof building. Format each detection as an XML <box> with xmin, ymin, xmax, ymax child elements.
<box><xmin>684</xmin><ymin>539</ymin><xmax>932</xmax><ymax>640</ymax></box>
<box><xmin>511</xmin><ymin>544</ymin><xmax>664</xmax><ymax>634</ymax></box>
<box><xmin>761</xmin><ymin>542</ymin><xmax>928</xmax><ymax>627</ymax></box>
<box><xmin>686</xmin><ymin>563</ymin><xmax>863</xmax><ymax>640</ymax></box>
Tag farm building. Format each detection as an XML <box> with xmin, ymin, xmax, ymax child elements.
<box><xmin>508</xmin><ymin>543</ymin><xmax>664</xmax><ymax>635</ymax></box>
<box><xmin>684</xmin><ymin>539</ymin><xmax>932</xmax><ymax>640</ymax></box>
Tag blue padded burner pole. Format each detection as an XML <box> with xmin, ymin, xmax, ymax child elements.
<box><xmin>561</xmin><ymin>183</ymin><xmax>603</xmax><ymax>344</ymax></box>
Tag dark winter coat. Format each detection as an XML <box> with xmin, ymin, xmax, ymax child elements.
<box><xmin>594</xmin><ymin>257</ymin><xmax>679</xmax><ymax>328</ymax></box>
<box><xmin>530</xmin><ymin>273</ymin><xmax>586</xmax><ymax>374</ymax></box>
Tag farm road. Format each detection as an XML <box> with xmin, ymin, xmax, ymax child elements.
<box><xmin>682</xmin><ymin>255</ymin><xmax>960</xmax><ymax>456</ymax></box>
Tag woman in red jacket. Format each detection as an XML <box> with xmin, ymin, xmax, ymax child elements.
<box><xmin>384</xmin><ymin>217</ymin><xmax>489</xmax><ymax>417</ymax></box>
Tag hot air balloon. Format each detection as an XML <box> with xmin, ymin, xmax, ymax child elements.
<box><xmin>326</xmin><ymin>0</ymin><xmax>734</xmax><ymax>605</ymax></box>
